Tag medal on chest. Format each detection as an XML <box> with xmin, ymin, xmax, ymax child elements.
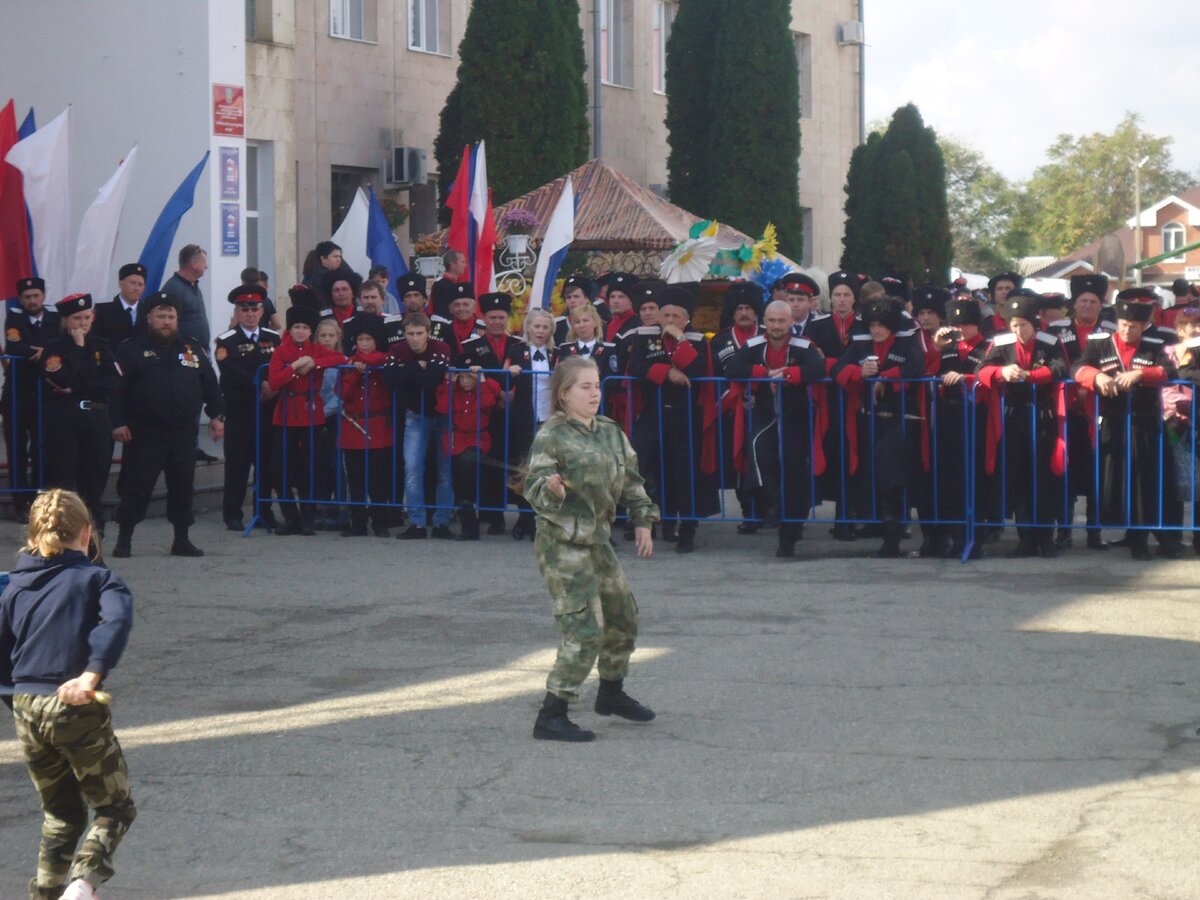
<box><xmin>179</xmin><ymin>345</ymin><xmax>200</xmax><ymax>368</ymax></box>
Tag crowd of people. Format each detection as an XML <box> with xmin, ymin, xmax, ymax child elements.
<box><xmin>4</xmin><ymin>241</ymin><xmax>1200</xmax><ymax>562</ymax></box>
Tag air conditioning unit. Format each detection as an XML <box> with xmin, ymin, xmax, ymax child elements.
<box><xmin>838</xmin><ymin>20</ymin><xmax>865</xmax><ymax>46</ymax></box>
<box><xmin>389</xmin><ymin>146</ymin><xmax>428</xmax><ymax>185</ymax></box>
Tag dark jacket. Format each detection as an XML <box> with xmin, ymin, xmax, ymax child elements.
<box><xmin>92</xmin><ymin>296</ymin><xmax>147</xmax><ymax>346</ymax></box>
<box><xmin>384</xmin><ymin>338</ymin><xmax>451</xmax><ymax>416</ymax></box>
<box><xmin>39</xmin><ymin>334</ymin><xmax>120</xmax><ymax>404</ymax></box>
<box><xmin>110</xmin><ymin>332</ymin><xmax>224</xmax><ymax>430</ymax></box>
<box><xmin>3</xmin><ymin>307</ymin><xmax>62</xmax><ymax>398</ymax></box>
<box><xmin>0</xmin><ymin>550</ymin><xmax>133</xmax><ymax>695</ymax></box>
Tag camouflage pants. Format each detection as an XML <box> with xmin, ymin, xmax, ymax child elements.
<box><xmin>12</xmin><ymin>694</ymin><xmax>136</xmax><ymax>900</ymax></box>
<box><xmin>535</xmin><ymin>535</ymin><xmax>639</xmax><ymax>701</ymax></box>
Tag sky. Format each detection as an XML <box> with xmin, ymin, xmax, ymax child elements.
<box><xmin>864</xmin><ymin>0</ymin><xmax>1200</xmax><ymax>184</ymax></box>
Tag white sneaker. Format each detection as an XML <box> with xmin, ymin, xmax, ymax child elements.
<box><xmin>61</xmin><ymin>879</ymin><xmax>99</xmax><ymax>900</ymax></box>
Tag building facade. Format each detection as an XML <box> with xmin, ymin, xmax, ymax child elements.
<box><xmin>2</xmin><ymin>0</ymin><xmax>862</xmax><ymax>340</ymax></box>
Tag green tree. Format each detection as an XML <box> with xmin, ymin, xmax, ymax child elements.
<box><xmin>664</xmin><ymin>0</ymin><xmax>721</xmax><ymax>217</ymax></box>
<box><xmin>1025</xmin><ymin>112</ymin><xmax>1193</xmax><ymax>256</ymax></box>
<box><xmin>939</xmin><ymin>135</ymin><xmax>1025</xmax><ymax>273</ymax></box>
<box><xmin>433</xmin><ymin>0</ymin><xmax>589</xmax><ymax>222</ymax></box>
<box><xmin>840</xmin><ymin>132</ymin><xmax>884</xmax><ymax>274</ymax></box>
<box><xmin>704</xmin><ymin>0</ymin><xmax>804</xmax><ymax>257</ymax></box>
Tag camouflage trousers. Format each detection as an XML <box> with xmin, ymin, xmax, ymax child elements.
<box><xmin>535</xmin><ymin>534</ymin><xmax>639</xmax><ymax>701</ymax></box>
<box><xmin>12</xmin><ymin>694</ymin><xmax>137</xmax><ymax>900</ymax></box>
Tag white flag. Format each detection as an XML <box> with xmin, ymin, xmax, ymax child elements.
<box><xmin>331</xmin><ymin>187</ymin><xmax>371</xmax><ymax>279</ymax></box>
<box><xmin>71</xmin><ymin>145</ymin><xmax>138</xmax><ymax>301</ymax></box>
<box><xmin>5</xmin><ymin>107</ymin><xmax>71</xmax><ymax>300</ymax></box>
<box><xmin>528</xmin><ymin>177</ymin><xmax>575</xmax><ymax>310</ymax></box>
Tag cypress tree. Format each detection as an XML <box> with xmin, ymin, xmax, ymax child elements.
<box><xmin>878</xmin><ymin>103</ymin><xmax>951</xmax><ymax>282</ymax></box>
<box><xmin>433</xmin><ymin>0</ymin><xmax>589</xmax><ymax>217</ymax></box>
<box><xmin>878</xmin><ymin>150</ymin><xmax>921</xmax><ymax>279</ymax></box>
<box><xmin>841</xmin><ymin>132</ymin><xmax>884</xmax><ymax>273</ymax></box>
<box><xmin>665</xmin><ymin>0</ymin><xmax>721</xmax><ymax>216</ymax></box>
<box><xmin>706</xmin><ymin>0</ymin><xmax>803</xmax><ymax>258</ymax></box>
<box><xmin>433</xmin><ymin>84</ymin><xmax>463</xmax><ymax>227</ymax></box>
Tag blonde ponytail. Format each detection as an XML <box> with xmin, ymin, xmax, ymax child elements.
<box><xmin>25</xmin><ymin>489</ymin><xmax>93</xmax><ymax>558</ymax></box>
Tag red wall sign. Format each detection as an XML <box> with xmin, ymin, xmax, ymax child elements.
<box><xmin>212</xmin><ymin>84</ymin><xmax>245</xmax><ymax>137</ymax></box>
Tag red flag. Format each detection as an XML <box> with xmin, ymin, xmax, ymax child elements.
<box><xmin>445</xmin><ymin>145</ymin><xmax>471</xmax><ymax>283</ymax></box>
<box><xmin>474</xmin><ymin>188</ymin><xmax>496</xmax><ymax>293</ymax></box>
<box><xmin>0</xmin><ymin>100</ymin><xmax>34</xmax><ymax>293</ymax></box>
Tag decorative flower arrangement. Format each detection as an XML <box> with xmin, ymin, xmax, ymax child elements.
<box><xmin>499</xmin><ymin>208</ymin><xmax>541</xmax><ymax>236</ymax></box>
<box><xmin>414</xmin><ymin>235</ymin><xmax>442</xmax><ymax>257</ymax></box>
<box><xmin>380</xmin><ymin>198</ymin><xmax>410</xmax><ymax>229</ymax></box>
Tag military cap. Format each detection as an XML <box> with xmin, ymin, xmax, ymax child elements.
<box><xmin>946</xmin><ymin>300</ymin><xmax>983</xmax><ymax>327</ymax></box>
<box><xmin>774</xmin><ymin>272</ymin><xmax>819</xmax><ymax>296</ymax></box>
<box><xmin>16</xmin><ymin>276</ymin><xmax>44</xmax><ymax>294</ymax></box>
<box><xmin>55</xmin><ymin>293</ymin><xmax>93</xmax><ymax>315</ymax></box>
<box><xmin>286</xmin><ymin>304</ymin><xmax>320</xmax><ymax>330</ymax></box>
<box><xmin>631</xmin><ymin>280</ymin><xmax>665</xmax><ymax>311</ymax></box>
<box><xmin>1069</xmin><ymin>274</ymin><xmax>1109</xmax><ymax>301</ymax></box>
<box><xmin>1004</xmin><ymin>288</ymin><xmax>1042</xmax><ymax>323</ymax></box>
<box><xmin>562</xmin><ymin>275</ymin><xmax>595</xmax><ymax>299</ymax></box>
<box><xmin>723</xmin><ymin>281</ymin><xmax>764</xmax><ymax>317</ymax></box>
<box><xmin>1113</xmin><ymin>298</ymin><xmax>1154</xmax><ymax>322</ymax></box>
<box><xmin>288</xmin><ymin>283</ymin><xmax>324</xmax><ymax>311</ymax></box>
<box><xmin>878</xmin><ymin>274</ymin><xmax>910</xmax><ymax>302</ymax></box>
<box><xmin>658</xmin><ymin>285</ymin><xmax>697</xmax><ymax>318</ymax></box>
<box><xmin>828</xmin><ymin>270</ymin><xmax>867</xmax><ymax>299</ymax></box>
<box><xmin>118</xmin><ymin>263</ymin><xmax>147</xmax><ymax>281</ymax></box>
<box><xmin>1115</xmin><ymin>286</ymin><xmax>1159</xmax><ymax>305</ymax></box>
<box><xmin>395</xmin><ymin>274</ymin><xmax>427</xmax><ymax>298</ymax></box>
<box><xmin>477</xmin><ymin>292</ymin><xmax>512</xmax><ymax>314</ymax></box>
<box><xmin>988</xmin><ymin>271</ymin><xmax>1024</xmax><ymax>293</ymax></box>
<box><xmin>227</xmin><ymin>284</ymin><xmax>267</xmax><ymax>305</ymax></box>
<box><xmin>607</xmin><ymin>272</ymin><xmax>638</xmax><ymax>299</ymax></box>
<box><xmin>911</xmin><ymin>285</ymin><xmax>949</xmax><ymax>319</ymax></box>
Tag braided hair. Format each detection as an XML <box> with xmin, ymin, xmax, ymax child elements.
<box><xmin>24</xmin><ymin>489</ymin><xmax>94</xmax><ymax>559</ymax></box>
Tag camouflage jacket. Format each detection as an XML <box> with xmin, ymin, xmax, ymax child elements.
<box><xmin>525</xmin><ymin>413</ymin><xmax>660</xmax><ymax>545</ymax></box>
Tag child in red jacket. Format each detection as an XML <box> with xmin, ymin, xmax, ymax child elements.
<box><xmin>339</xmin><ymin>320</ymin><xmax>394</xmax><ymax>536</ymax></box>
<box><xmin>435</xmin><ymin>369</ymin><xmax>501</xmax><ymax>540</ymax></box>
<box><xmin>267</xmin><ymin>305</ymin><xmax>346</xmax><ymax>533</ymax></box>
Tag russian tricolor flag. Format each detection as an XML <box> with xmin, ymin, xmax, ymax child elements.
<box><xmin>528</xmin><ymin>177</ymin><xmax>575</xmax><ymax>310</ymax></box>
<box><xmin>446</xmin><ymin>141</ymin><xmax>496</xmax><ymax>293</ymax></box>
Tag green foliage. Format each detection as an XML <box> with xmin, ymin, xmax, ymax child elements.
<box><xmin>665</xmin><ymin>0</ymin><xmax>720</xmax><ymax>217</ymax></box>
<box><xmin>1024</xmin><ymin>112</ymin><xmax>1194</xmax><ymax>257</ymax></box>
<box><xmin>840</xmin><ymin>104</ymin><xmax>951</xmax><ymax>282</ymax></box>
<box><xmin>705</xmin><ymin>0</ymin><xmax>802</xmax><ymax>257</ymax></box>
<box><xmin>939</xmin><ymin>135</ymin><xmax>1026</xmax><ymax>273</ymax></box>
<box><xmin>433</xmin><ymin>0</ymin><xmax>589</xmax><ymax>223</ymax></box>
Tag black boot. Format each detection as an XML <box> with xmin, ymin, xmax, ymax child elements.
<box><xmin>1086</xmin><ymin>529</ymin><xmax>1108</xmax><ymax>550</ymax></box>
<box><xmin>675</xmin><ymin>524</ymin><xmax>695</xmax><ymax>553</ymax></box>
<box><xmin>458</xmin><ymin>506</ymin><xmax>480</xmax><ymax>541</ymax></box>
<box><xmin>112</xmin><ymin>528</ymin><xmax>133</xmax><ymax>559</ymax></box>
<box><xmin>533</xmin><ymin>692</ymin><xmax>596</xmax><ymax>742</ymax></box>
<box><xmin>170</xmin><ymin>526</ymin><xmax>204</xmax><ymax>557</ymax></box>
<box><xmin>594</xmin><ymin>678</ymin><xmax>655</xmax><ymax>722</ymax></box>
<box><xmin>873</xmin><ymin>518</ymin><xmax>902</xmax><ymax>558</ymax></box>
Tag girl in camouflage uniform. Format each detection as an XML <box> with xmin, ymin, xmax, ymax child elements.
<box><xmin>522</xmin><ymin>356</ymin><xmax>661</xmax><ymax>742</ymax></box>
<box><xmin>1</xmin><ymin>490</ymin><xmax>135</xmax><ymax>900</ymax></box>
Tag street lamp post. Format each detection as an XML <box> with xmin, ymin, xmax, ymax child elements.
<box><xmin>1133</xmin><ymin>154</ymin><xmax>1149</xmax><ymax>287</ymax></box>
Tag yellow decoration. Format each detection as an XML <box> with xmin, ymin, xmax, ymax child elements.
<box><xmin>739</xmin><ymin>223</ymin><xmax>781</xmax><ymax>276</ymax></box>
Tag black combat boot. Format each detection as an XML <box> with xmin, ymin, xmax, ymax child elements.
<box><xmin>594</xmin><ymin>678</ymin><xmax>656</xmax><ymax>722</ymax></box>
<box><xmin>873</xmin><ymin>517</ymin><xmax>902</xmax><ymax>558</ymax></box>
<box><xmin>533</xmin><ymin>692</ymin><xmax>596</xmax><ymax>742</ymax></box>
<box><xmin>675</xmin><ymin>523</ymin><xmax>696</xmax><ymax>554</ymax></box>
<box><xmin>112</xmin><ymin>528</ymin><xmax>133</xmax><ymax>559</ymax></box>
<box><xmin>170</xmin><ymin>525</ymin><xmax>205</xmax><ymax>557</ymax></box>
<box><xmin>458</xmin><ymin>506</ymin><xmax>480</xmax><ymax>541</ymax></box>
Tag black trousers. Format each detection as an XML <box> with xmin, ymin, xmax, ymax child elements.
<box><xmin>43</xmin><ymin>401</ymin><xmax>113</xmax><ymax>529</ymax></box>
<box><xmin>2</xmin><ymin>390</ymin><xmax>44</xmax><ymax>510</ymax></box>
<box><xmin>343</xmin><ymin>447</ymin><xmax>391</xmax><ymax>528</ymax></box>
<box><xmin>223</xmin><ymin>407</ymin><xmax>276</xmax><ymax>523</ymax></box>
<box><xmin>275</xmin><ymin>426</ymin><xmax>316</xmax><ymax>524</ymax></box>
<box><xmin>115</xmin><ymin>424</ymin><xmax>198</xmax><ymax>529</ymax></box>
<box><xmin>451</xmin><ymin>446</ymin><xmax>483</xmax><ymax>508</ymax></box>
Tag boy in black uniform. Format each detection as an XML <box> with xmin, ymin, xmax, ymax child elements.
<box><xmin>725</xmin><ymin>299</ymin><xmax>826</xmax><ymax>557</ymax></box>
<box><xmin>109</xmin><ymin>292</ymin><xmax>225</xmax><ymax>558</ymax></box>
<box><xmin>977</xmin><ymin>290</ymin><xmax>1070</xmax><ymax>558</ymax></box>
<box><xmin>625</xmin><ymin>284</ymin><xmax>718</xmax><ymax>552</ymax></box>
<box><xmin>38</xmin><ymin>294</ymin><xmax>121</xmax><ymax>535</ymax></box>
<box><xmin>3</xmin><ymin>277</ymin><xmax>61</xmax><ymax>513</ymax></box>
<box><xmin>214</xmin><ymin>284</ymin><xmax>282</xmax><ymax>531</ymax></box>
<box><xmin>1072</xmin><ymin>296</ymin><xmax>1181</xmax><ymax>560</ymax></box>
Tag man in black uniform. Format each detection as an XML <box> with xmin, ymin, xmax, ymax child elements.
<box><xmin>110</xmin><ymin>292</ymin><xmax>224</xmax><ymax>558</ymax></box>
<box><xmin>3</xmin><ymin>276</ymin><xmax>60</xmax><ymax>514</ymax></box>
<box><xmin>38</xmin><ymin>293</ymin><xmax>120</xmax><ymax>532</ymax></box>
<box><xmin>342</xmin><ymin>281</ymin><xmax>403</xmax><ymax>354</ymax></box>
<box><xmin>214</xmin><ymin>284</ymin><xmax>281</xmax><ymax>531</ymax></box>
<box><xmin>457</xmin><ymin>292</ymin><xmax>527</xmax><ymax>533</ymax></box>
<box><xmin>725</xmin><ymin>299</ymin><xmax>826</xmax><ymax>557</ymax></box>
<box><xmin>625</xmin><ymin>284</ymin><xmax>718</xmax><ymax>553</ymax></box>
<box><xmin>92</xmin><ymin>262</ymin><xmax>148</xmax><ymax>346</ymax></box>
<box><xmin>1072</xmin><ymin>295</ymin><xmax>1181</xmax><ymax>560</ymax></box>
<box><xmin>435</xmin><ymin>281</ymin><xmax>481</xmax><ymax>357</ymax></box>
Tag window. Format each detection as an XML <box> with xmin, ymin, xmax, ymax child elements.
<box><xmin>599</xmin><ymin>0</ymin><xmax>633</xmax><ymax>87</ymax></box>
<box><xmin>247</xmin><ymin>0</ymin><xmax>274</xmax><ymax>42</ymax></box>
<box><xmin>331</xmin><ymin>0</ymin><xmax>377</xmax><ymax>42</ymax></box>
<box><xmin>652</xmin><ymin>2</ymin><xmax>676</xmax><ymax>94</ymax></box>
<box><xmin>331</xmin><ymin>166</ymin><xmax>374</xmax><ymax>233</ymax></box>
<box><xmin>793</xmin><ymin>32</ymin><xmax>812</xmax><ymax>119</ymax></box>
<box><xmin>410</xmin><ymin>0</ymin><xmax>450</xmax><ymax>54</ymax></box>
<box><xmin>1164</xmin><ymin>222</ymin><xmax>1187</xmax><ymax>262</ymax></box>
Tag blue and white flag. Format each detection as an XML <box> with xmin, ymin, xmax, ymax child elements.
<box><xmin>527</xmin><ymin>177</ymin><xmax>575</xmax><ymax>310</ymax></box>
<box><xmin>138</xmin><ymin>151</ymin><xmax>209</xmax><ymax>293</ymax></box>
<box><xmin>366</xmin><ymin>184</ymin><xmax>409</xmax><ymax>284</ymax></box>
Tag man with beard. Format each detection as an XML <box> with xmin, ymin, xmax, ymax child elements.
<box><xmin>110</xmin><ymin>292</ymin><xmax>224</xmax><ymax>558</ymax></box>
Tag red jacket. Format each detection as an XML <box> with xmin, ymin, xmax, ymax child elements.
<box><xmin>435</xmin><ymin>377</ymin><xmax>501</xmax><ymax>456</ymax></box>
<box><xmin>267</xmin><ymin>335</ymin><xmax>345</xmax><ymax>427</ymax></box>
<box><xmin>338</xmin><ymin>350</ymin><xmax>393</xmax><ymax>449</ymax></box>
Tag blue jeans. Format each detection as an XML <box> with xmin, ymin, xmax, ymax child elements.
<box><xmin>404</xmin><ymin>411</ymin><xmax>452</xmax><ymax>527</ymax></box>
